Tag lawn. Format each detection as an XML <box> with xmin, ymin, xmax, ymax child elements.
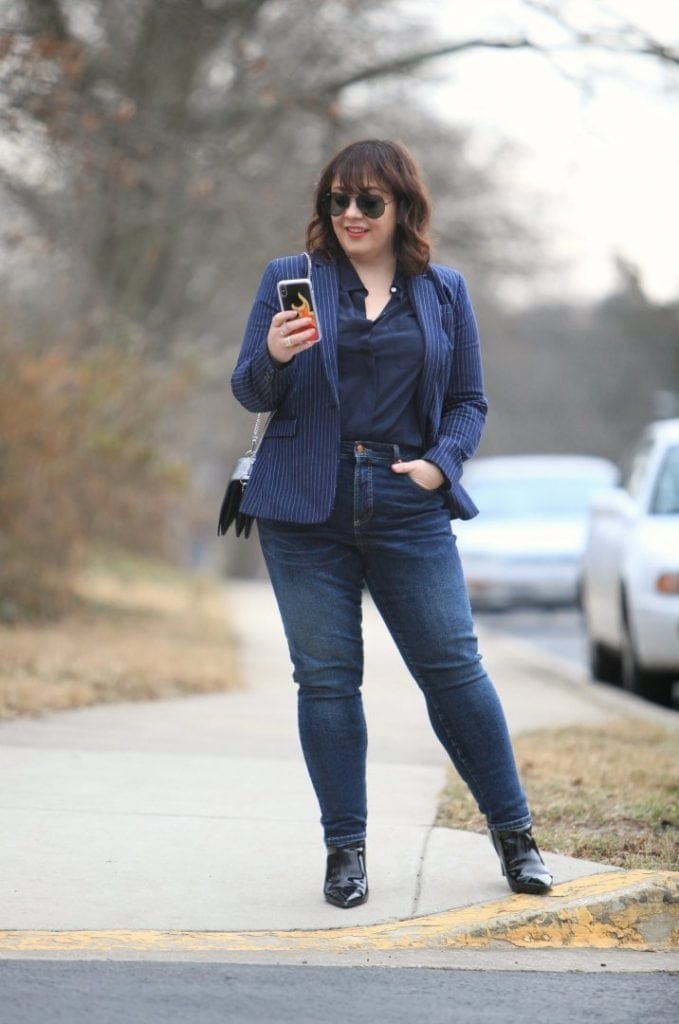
<box><xmin>436</xmin><ymin>717</ymin><xmax>679</xmax><ymax>872</ymax></box>
<box><xmin>0</xmin><ymin>559</ymin><xmax>241</xmax><ymax>718</ymax></box>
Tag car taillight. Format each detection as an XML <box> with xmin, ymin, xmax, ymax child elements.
<box><xmin>656</xmin><ymin>573</ymin><xmax>679</xmax><ymax>594</ymax></box>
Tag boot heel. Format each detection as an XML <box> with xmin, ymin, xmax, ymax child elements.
<box><xmin>490</xmin><ymin>828</ymin><xmax>552</xmax><ymax>895</ymax></box>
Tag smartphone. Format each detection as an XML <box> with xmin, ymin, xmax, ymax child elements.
<box><xmin>277</xmin><ymin>278</ymin><xmax>321</xmax><ymax>342</ymax></box>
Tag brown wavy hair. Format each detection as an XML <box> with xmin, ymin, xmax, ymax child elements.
<box><xmin>306</xmin><ymin>139</ymin><xmax>431</xmax><ymax>276</ymax></box>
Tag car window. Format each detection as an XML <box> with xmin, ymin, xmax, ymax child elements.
<box><xmin>651</xmin><ymin>445</ymin><xmax>679</xmax><ymax>515</ymax></box>
<box><xmin>469</xmin><ymin>476</ymin><xmax>612</xmax><ymax>520</ymax></box>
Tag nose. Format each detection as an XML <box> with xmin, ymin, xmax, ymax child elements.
<box><xmin>345</xmin><ymin>197</ymin><xmax>363</xmax><ymax>216</ymax></box>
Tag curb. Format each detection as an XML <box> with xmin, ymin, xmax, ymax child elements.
<box><xmin>1</xmin><ymin>871</ymin><xmax>676</xmax><ymax>955</ymax></box>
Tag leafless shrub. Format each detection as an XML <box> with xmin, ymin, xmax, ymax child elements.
<box><xmin>0</xmin><ymin>341</ymin><xmax>186</xmax><ymax>619</ymax></box>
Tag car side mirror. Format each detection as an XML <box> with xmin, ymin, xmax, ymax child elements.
<box><xmin>588</xmin><ymin>487</ymin><xmax>637</xmax><ymax>519</ymax></box>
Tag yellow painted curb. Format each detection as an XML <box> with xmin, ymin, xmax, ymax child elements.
<box><xmin>1</xmin><ymin>871</ymin><xmax>677</xmax><ymax>954</ymax></box>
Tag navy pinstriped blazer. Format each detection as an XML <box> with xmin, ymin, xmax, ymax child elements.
<box><xmin>231</xmin><ymin>252</ymin><xmax>488</xmax><ymax>523</ymax></box>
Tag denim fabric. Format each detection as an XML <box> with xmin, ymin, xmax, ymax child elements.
<box><xmin>258</xmin><ymin>441</ymin><xmax>531</xmax><ymax>847</ymax></box>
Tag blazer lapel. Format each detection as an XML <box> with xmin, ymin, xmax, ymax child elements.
<box><xmin>310</xmin><ymin>256</ymin><xmax>340</xmax><ymax>409</ymax></box>
<box><xmin>408</xmin><ymin>273</ymin><xmax>445</xmax><ymax>413</ymax></box>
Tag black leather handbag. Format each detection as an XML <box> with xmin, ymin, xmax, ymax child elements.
<box><xmin>217</xmin><ymin>413</ymin><xmax>268</xmax><ymax>539</ymax></box>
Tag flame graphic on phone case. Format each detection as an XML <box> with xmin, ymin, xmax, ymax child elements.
<box><xmin>291</xmin><ymin>292</ymin><xmax>319</xmax><ymax>341</ymax></box>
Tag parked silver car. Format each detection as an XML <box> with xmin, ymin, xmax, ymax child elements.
<box><xmin>455</xmin><ymin>454</ymin><xmax>619</xmax><ymax>610</ymax></box>
<box><xmin>581</xmin><ymin>418</ymin><xmax>679</xmax><ymax>706</ymax></box>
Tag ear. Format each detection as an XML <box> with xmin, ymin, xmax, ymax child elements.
<box><xmin>397</xmin><ymin>198</ymin><xmax>409</xmax><ymax>223</ymax></box>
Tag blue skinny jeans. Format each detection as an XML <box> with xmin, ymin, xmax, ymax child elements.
<box><xmin>258</xmin><ymin>441</ymin><xmax>531</xmax><ymax>847</ymax></box>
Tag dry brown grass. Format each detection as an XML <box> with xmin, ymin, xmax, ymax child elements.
<box><xmin>0</xmin><ymin>348</ymin><xmax>186</xmax><ymax>620</ymax></box>
<box><xmin>0</xmin><ymin>561</ymin><xmax>242</xmax><ymax>718</ymax></box>
<box><xmin>436</xmin><ymin>718</ymin><xmax>679</xmax><ymax>872</ymax></box>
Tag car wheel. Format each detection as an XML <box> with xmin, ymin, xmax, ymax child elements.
<box><xmin>620</xmin><ymin>621</ymin><xmax>674</xmax><ymax>707</ymax></box>
<box><xmin>588</xmin><ymin>639</ymin><xmax>622</xmax><ymax>685</ymax></box>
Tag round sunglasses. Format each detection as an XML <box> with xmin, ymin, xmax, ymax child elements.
<box><xmin>323</xmin><ymin>191</ymin><xmax>395</xmax><ymax>220</ymax></box>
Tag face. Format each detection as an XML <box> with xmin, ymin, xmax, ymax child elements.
<box><xmin>329</xmin><ymin>178</ymin><xmax>398</xmax><ymax>266</ymax></box>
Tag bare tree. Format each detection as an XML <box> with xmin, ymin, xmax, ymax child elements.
<box><xmin>4</xmin><ymin>0</ymin><xmax>674</xmax><ymax>351</ymax></box>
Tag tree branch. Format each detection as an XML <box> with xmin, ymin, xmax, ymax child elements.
<box><xmin>23</xmin><ymin>0</ymin><xmax>69</xmax><ymax>38</ymax></box>
<box><xmin>315</xmin><ymin>37</ymin><xmax>536</xmax><ymax>98</ymax></box>
<box><xmin>0</xmin><ymin>172</ymin><xmax>62</xmax><ymax>240</ymax></box>
<box><xmin>524</xmin><ymin>0</ymin><xmax>679</xmax><ymax>66</ymax></box>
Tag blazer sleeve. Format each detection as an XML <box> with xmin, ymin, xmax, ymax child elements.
<box><xmin>231</xmin><ymin>260</ymin><xmax>296</xmax><ymax>412</ymax></box>
<box><xmin>424</xmin><ymin>271</ymin><xmax>488</xmax><ymax>490</ymax></box>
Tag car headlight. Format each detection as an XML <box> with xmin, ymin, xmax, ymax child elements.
<box><xmin>656</xmin><ymin>573</ymin><xmax>679</xmax><ymax>595</ymax></box>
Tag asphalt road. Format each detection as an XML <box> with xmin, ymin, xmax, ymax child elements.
<box><xmin>476</xmin><ymin>606</ymin><xmax>679</xmax><ymax>710</ymax></box>
<box><xmin>476</xmin><ymin>607</ymin><xmax>587</xmax><ymax>667</ymax></box>
<box><xmin>2</xmin><ymin>962</ymin><xmax>676</xmax><ymax>1024</ymax></box>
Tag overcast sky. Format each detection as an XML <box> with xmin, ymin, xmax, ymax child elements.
<box><xmin>410</xmin><ymin>0</ymin><xmax>679</xmax><ymax>304</ymax></box>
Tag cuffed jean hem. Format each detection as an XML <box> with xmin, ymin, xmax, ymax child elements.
<box><xmin>325</xmin><ymin>832</ymin><xmax>367</xmax><ymax>848</ymax></box>
<box><xmin>488</xmin><ymin>814</ymin><xmax>533</xmax><ymax>834</ymax></box>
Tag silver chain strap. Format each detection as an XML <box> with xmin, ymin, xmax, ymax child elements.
<box><xmin>246</xmin><ymin>413</ymin><xmax>264</xmax><ymax>458</ymax></box>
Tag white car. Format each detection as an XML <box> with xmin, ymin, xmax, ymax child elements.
<box><xmin>582</xmin><ymin>418</ymin><xmax>679</xmax><ymax>707</ymax></box>
<box><xmin>455</xmin><ymin>455</ymin><xmax>619</xmax><ymax>610</ymax></box>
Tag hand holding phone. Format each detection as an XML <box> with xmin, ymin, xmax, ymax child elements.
<box><xmin>277</xmin><ymin>278</ymin><xmax>321</xmax><ymax>343</ymax></box>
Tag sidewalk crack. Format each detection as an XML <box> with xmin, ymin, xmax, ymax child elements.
<box><xmin>411</xmin><ymin>823</ymin><xmax>434</xmax><ymax>918</ymax></box>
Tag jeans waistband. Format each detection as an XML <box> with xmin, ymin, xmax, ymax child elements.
<box><xmin>340</xmin><ymin>440</ymin><xmax>423</xmax><ymax>463</ymax></box>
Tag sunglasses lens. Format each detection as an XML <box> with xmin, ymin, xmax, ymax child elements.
<box><xmin>326</xmin><ymin>192</ymin><xmax>387</xmax><ymax>219</ymax></box>
<box><xmin>327</xmin><ymin>192</ymin><xmax>350</xmax><ymax>216</ymax></box>
<box><xmin>357</xmin><ymin>195</ymin><xmax>385</xmax><ymax>218</ymax></box>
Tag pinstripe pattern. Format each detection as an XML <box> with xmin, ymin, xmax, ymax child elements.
<box><xmin>230</xmin><ymin>254</ymin><xmax>488</xmax><ymax>522</ymax></box>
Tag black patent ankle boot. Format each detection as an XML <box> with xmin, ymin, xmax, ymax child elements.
<box><xmin>491</xmin><ymin>828</ymin><xmax>553</xmax><ymax>895</ymax></box>
<box><xmin>323</xmin><ymin>842</ymin><xmax>368</xmax><ymax>908</ymax></box>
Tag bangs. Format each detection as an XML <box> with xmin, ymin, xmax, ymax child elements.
<box><xmin>331</xmin><ymin>145</ymin><xmax>398</xmax><ymax>196</ymax></box>
<box><xmin>334</xmin><ymin>170</ymin><xmax>390</xmax><ymax>195</ymax></box>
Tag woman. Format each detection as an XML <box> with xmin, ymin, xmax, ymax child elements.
<box><xmin>231</xmin><ymin>139</ymin><xmax>552</xmax><ymax>909</ymax></box>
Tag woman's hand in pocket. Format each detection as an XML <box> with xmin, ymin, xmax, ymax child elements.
<box><xmin>391</xmin><ymin>458</ymin><xmax>444</xmax><ymax>491</ymax></box>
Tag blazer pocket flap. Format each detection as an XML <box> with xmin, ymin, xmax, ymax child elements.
<box><xmin>265</xmin><ymin>417</ymin><xmax>297</xmax><ymax>438</ymax></box>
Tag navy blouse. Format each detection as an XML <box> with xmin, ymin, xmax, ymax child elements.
<box><xmin>337</xmin><ymin>256</ymin><xmax>425</xmax><ymax>448</ymax></box>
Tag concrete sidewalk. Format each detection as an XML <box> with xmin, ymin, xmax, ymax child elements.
<box><xmin>0</xmin><ymin>580</ymin><xmax>676</xmax><ymax>955</ymax></box>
